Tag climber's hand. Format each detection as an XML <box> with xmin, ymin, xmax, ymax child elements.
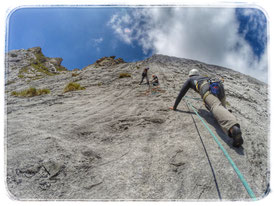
<box><xmin>169</xmin><ymin>107</ymin><xmax>175</xmax><ymax>110</ymax></box>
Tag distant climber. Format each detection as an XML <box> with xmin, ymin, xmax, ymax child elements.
<box><xmin>169</xmin><ymin>68</ymin><xmax>243</xmax><ymax>147</ymax></box>
<box><xmin>139</xmin><ymin>67</ymin><xmax>150</xmax><ymax>85</ymax></box>
<box><xmin>151</xmin><ymin>74</ymin><xmax>159</xmax><ymax>86</ymax></box>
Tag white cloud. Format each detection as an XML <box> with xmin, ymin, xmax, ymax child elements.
<box><xmin>108</xmin><ymin>8</ymin><xmax>268</xmax><ymax>83</ymax></box>
<box><xmin>87</xmin><ymin>37</ymin><xmax>104</xmax><ymax>53</ymax></box>
<box><xmin>93</xmin><ymin>37</ymin><xmax>103</xmax><ymax>44</ymax></box>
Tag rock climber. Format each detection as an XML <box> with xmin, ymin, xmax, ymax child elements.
<box><xmin>169</xmin><ymin>68</ymin><xmax>243</xmax><ymax>147</ymax></box>
<box><xmin>151</xmin><ymin>74</ymin><xmax>159</xmax><ymax>86</ymax></box>
<box><xmin>139</xmin><ymin>67</ymin><xmax>150</xmax><ymax>85</ymax></box>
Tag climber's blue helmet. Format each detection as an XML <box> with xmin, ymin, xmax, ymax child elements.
<box><xmin>189</xmin><ymin>69</ymin><xmax>199</xmax><ymax>77</ymax></box>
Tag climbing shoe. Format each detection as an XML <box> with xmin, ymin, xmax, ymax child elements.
<box><xmin>229</xmin><ymin>125</ymin><xmax>244</xmax><ymax>147</ymax></box>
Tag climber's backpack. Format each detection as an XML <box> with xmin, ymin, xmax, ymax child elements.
<box><xmin>209</xmin><ymin>80</ymin><xmax>225</xmax><ymax>100</ymax></box>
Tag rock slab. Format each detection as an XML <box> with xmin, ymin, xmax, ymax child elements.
<box><xmin>5</xmin><ymin>48</ymin><xmax>269</xmax><ymax>200</ymax></box>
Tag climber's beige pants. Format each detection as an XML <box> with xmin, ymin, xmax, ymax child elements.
<box><xmin>204</xmin><ymin>94</ymin><xmax>239</xmax><ymax>135</ymax></box>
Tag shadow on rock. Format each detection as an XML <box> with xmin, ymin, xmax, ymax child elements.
<box><xmin>175</xmin><ymin>109</ymin><xmax>196</xmax><ymax>115</ymax></box>
<box><xmin>197</xmin><ymin>109</ymin><xmax>244</xmax><ymax>155</ymax></box>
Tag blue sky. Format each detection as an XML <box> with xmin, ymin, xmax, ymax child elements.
<box><xmin>7</xmin><ymin>7</ymin><xmax>148</xmax><ymax>69</ymax></box>
<box><xmin>7</xmin><ymin>7</ymin><xmax>267</xmax><ymax>82</ymax></box>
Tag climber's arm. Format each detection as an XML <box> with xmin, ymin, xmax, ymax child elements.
<box><xmin>172</xmin><ymin>79</ymin><xmax>191</xmax><ymax>110</ymax></box>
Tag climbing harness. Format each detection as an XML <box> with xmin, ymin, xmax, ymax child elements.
<box><xmin>195</xmin><ymin>78</ymin><xmax>225</xmax><ymax>103</ymax></box>
<box><xmin>184</xmin><ymin>98</ymin><xmax>257</xmax><ymax>201</ymax></box>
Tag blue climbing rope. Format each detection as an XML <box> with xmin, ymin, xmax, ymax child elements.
<box><xmin>185</xmin><ymin>99</ymin><xmax>257</xmax><ymax>201</ymax></box>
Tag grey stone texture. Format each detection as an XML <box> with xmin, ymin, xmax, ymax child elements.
<box><xmin>5</xmin><ymin>48</ymin><xmax>269</xmax><ymax>200</ymax></box>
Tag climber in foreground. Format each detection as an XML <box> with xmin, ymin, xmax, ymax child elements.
<box><xmin>169</xmin><ymin>69</ymin><xmax>243</xmax><ymax>147</ymax></box>
<box><xmin>139</xmin><ymin>67</ymin><xmax>150</xmax><ymax>85</ymax></box>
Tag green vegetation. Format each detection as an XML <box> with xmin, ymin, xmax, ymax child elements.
<box><xmin>34</xmin><ymin>52</ymin><xmax>47</xmax><ymax>63</ymax></box>
<box><xmin>18</xmin><ymin>50</ymin><xmax>67</xmax><ymax>79</ymax></box>
<box><xmin>18</xmin><ymin>62</ymin><xmax>53</xmax><ymax>79</ymax></box>
<box><xmin>35</xmin><ymin>51</ymin><xmax>67</xmax><ymax>72</ymax></box>
<box><xmin>6</xmin><ymin>80</ymin><xmax>16</xmax><ymax>85</ymax></box>
<box><xmin>56</xmin><ymin>65</ymin><xmax>67</xmax><ymax>72</ymax></box>
<box><xmin>11</xmin><ymin>87</ymin><xmax>50</xmax><ymax>97</ymax></box>
<box><xmin>18</xmin><ymin>74</ymin><xmax>25</xmax><ymax>79</ymax></box>
<box><xmin>31</xmin><ymin>62</ymin><xmax>54</xmax><ymax>76</ymax></box>
<box><xmin>119</xmin><ymin>73</ymin><xmax>131</xmax><ymax>78</ymax></box>
<box><xmin>64</xmin><ymin>82</ymin><xmax>86</xmax><ymax>93</ymax></box>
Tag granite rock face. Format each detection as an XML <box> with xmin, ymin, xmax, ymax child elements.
<box><xmin>5</xmin><ymin>48</ymin><xmax>269</xmax><ymax>200</ymax></box>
